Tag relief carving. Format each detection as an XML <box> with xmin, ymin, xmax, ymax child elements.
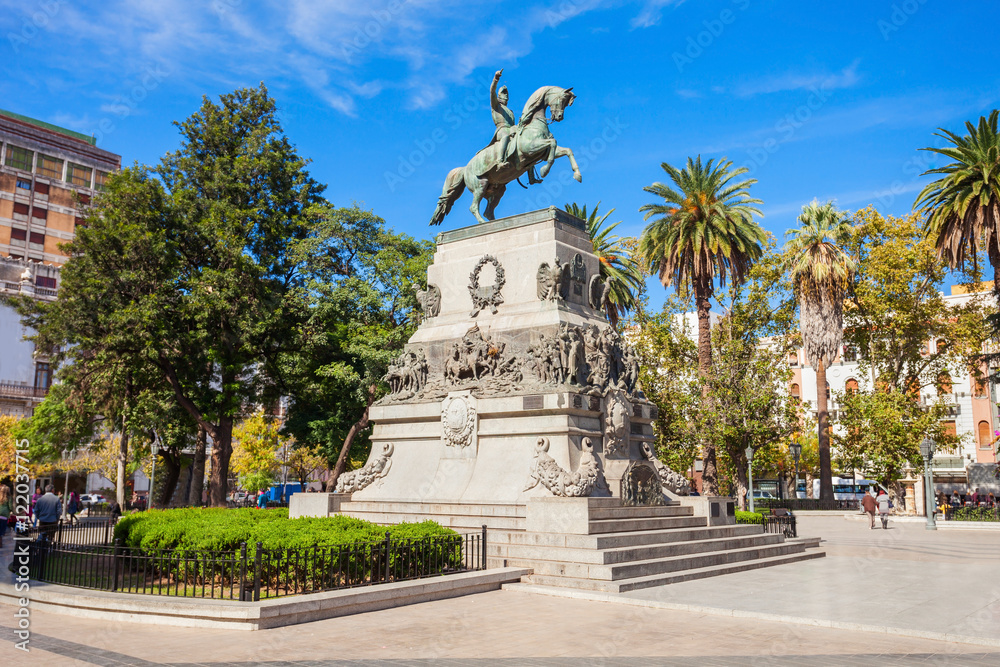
<box><xmin>621</xmin><ymin>460</ymin><xmax>666</xmax><ymax>506</ymax></box>
<box><xmin>524</xmin><ymin>437</ymin><xmax>600</xmax><ymax>497</ymax></box>
<box><xmin>334</xmin><ymin>443</ymin><xmax>394</xmax><ymax>493</ymax></box>
<box><xmin>441</xmin><ymin>394</ymin><xmax>477</xmax><ymax>449</ymax></box>
<box><xmin>603</xmin><ymin>387</ymin><xmax>630</xmax><ymax>458</ymax></box>
<box><xmin>537</xmin><ymin>258</ymin><xmax>569</xmax><ymax>301</ymax></box>
<box><xmin>588</xmin><ymin>274</ymin><xmax>610</xmax><ymax>312</ymax></box>
<box><xmin>384</xmin><ymin>349</ymin><xmax>428</xmax><ymax>400</ymax></box>
<box><xmin>413</xmin><ymin>283</ymin><xmax>441</xmax><ymax>320</ymax></box>
<box><xmin>469</xmin><ymin>255</ymin><xmax>505</xmax><ymax>317</ymax></box>
<box><xmin>641</xmin><ymin>442</ymin><xmax>691</xmax><ymax>496</ymax></box>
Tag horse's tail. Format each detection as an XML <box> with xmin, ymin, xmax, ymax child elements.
<box><xmin>430</xmin><ymin>167</ymin><xmax>466</xmax><ymax>226</ymax></box>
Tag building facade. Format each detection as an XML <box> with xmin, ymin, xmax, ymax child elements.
<box><xmin>1</xmin><ymin>108</ymin><xmax>120</xmax><ymax>266</ymax></box>
<box><xmin>790</xmin><ymin>285</ymin><xmax>998</xmax><ymax>491</ymax></box>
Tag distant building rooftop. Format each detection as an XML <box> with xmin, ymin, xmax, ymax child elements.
<box><xmin>0</xmin><ymin>107</ymin><xmax>96</xmax><ymax>146</ymax></box>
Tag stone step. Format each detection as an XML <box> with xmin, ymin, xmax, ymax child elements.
<box><xmin>585</xmin><ymin>497</ymin><xmax>680</xmax><ymax>508</ymax></box>
<box><xmin>342</xmin><ymin>510</ymin><xmax>525</xmax><ymax>531</ymax></box>
<box><xmin>586</xmin><ymin>515</ymin><xmax>708</xmax><ymax>534</ymax></box>
<box><xmin>493</xmin><ymin>531</ymin><xmax>782</xmax><ymax>565</ymax></box>
<box><xmin>520</xmin><ymin>550</ymin><xmax>826</xmax><ymax>593</ymax></box>
<box><xmin>341</xmin><ymin>501</ymin><xmax>526</xmax><ymax>517</ymax></box>
<box><xmin>509</xmin><ymin>541</ymin><xmax>807</xmax><ymax>581</ymax></box>
<box><xmin>588</xmin><ymin>505</ymin><xmax>693</xmax><ymax>520</ymax></box>
<box><xmin>502</xmin><ymin>523</ymin><xmax>762</xmax><ymax>550</ymax></box>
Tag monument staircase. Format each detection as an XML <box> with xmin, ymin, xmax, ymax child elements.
<box><xmin>339</xmin><ymin>497</ymin><xmax>823</xmax><ymax>593</ymax></box>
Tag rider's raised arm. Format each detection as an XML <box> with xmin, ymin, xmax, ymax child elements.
<box><xmin>490</xmin><ymin>69</ymin><xmax>503</xmax><ymax>112</ymax></box>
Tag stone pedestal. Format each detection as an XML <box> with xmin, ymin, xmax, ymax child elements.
<box><xmin>289</xmin><ymin>493</ymin><xmax>352</xmax><ymax>519</ymax></box>
<box><xmin>675</xmin><ymin>496</ymin><xmax>736</xmax><ymax>526</ymax></box>
<box><xmin>346</xmin><ymin>208</ymin><xmax>670</xmax><ymax>508</ymax></box>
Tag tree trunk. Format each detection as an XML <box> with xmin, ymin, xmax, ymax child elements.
<box><xmin>330</xmin><ymin>384</ymin><xmax>378</xmax><ymax>491</ymax></box>
<box><xmin>159</xmin><ymin>451</ymin><xmax>181</xmax><ymax>508</ymax></box>
<box><xmin>188</xmin><ymin>426</ymin><xmax>207</xmax><ymax>506</ymax></box>
<box><xmin>694</xmin><ymin>281</ymin><xmax>719</xmax><ymax>496</ymax></box>
<box><xmin>816</xmin><ymin>360</ymin><xmax>834</xmax><ymax>508</ymax></box>
<box><xmin>734</xmin><ymin>458</ymin><xmax>749</xmax><ymax>511</ymax></box>
<box><xmin>116</xmin><ymin>414</ymin><xmax>129</xmax><ymax>508</ymax></box>
<box><xmin>208</xmin><ymin>416</ymin><xmax>233</xmax><ymax>507</ymax></box>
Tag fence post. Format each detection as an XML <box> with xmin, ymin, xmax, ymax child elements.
<box><xmin>253</xmin><ymin>542</ymin><xmax>262</xmax><ymax>602</ymax></box>
<box><xmin>104</xmin><ymin>518</ymin><xmax>111</xmax><ymax>546</ymax></box>
<box><xmin>481</xmin><ymin>524</ymin><xmax>487</xmax><ymax>570</ymax></box>
<box><xmin>57</xmin><ymin>519</ymin><xmax>63</xmax><ymax>545</ymax></box>
<box><xmin>111</xmin><ymin>539</ymin><xmax>122</xmax><ymax>592</ymax></box>
<box><xmin>239</xmin><ymin>542</ymin><xmax>248</xmax><ymax>602</ymax></box>
<box><xmin>383</xmin><ymin>533</ymin><xmax>392</xmax><ymax>583</ymax></box>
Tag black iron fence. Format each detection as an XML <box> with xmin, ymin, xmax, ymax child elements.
<box><xmin>941</xmin><ymin>505</ymin><xmax>1000</xmax><ymax>522</ymax></box>
<box><xmin>226</xmin><ymin>499</ymin><xmax>289</xmax><ymax>509</ymax></box>
<box><xmin>16</xmin><ymin>517</ymin><xmax>116</xmax><ymax>546</ymax></box>
<box><xmin>735</xmin><ymin>513</ymin><xmax>798</xmax><ymax>538</ymax></box>
<box><xmin>26</xmin><ymin>527</ymin><xmax>488</xmax><ymax>601</ymax></box>
<box><xmin>757</xmin><ymin>498</ymin><xmax>858</xmax><ymax>512</ymax></box>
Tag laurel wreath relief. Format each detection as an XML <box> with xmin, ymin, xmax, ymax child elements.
<box><xmin>468</xmin><ymin>254</ymin><xmax>506</xmax><ymax>317</ymax></box>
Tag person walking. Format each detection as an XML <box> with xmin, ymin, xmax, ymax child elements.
<box><xmin>861</xmin><ymin>489</ymin><xmax>877</xmax><ymax>529</ymax></box>
<box><xmin>876</xmin><ymin>489</ymin><xmax>892</xmax><ymax>529</ymax></box>
<box><xmin>257</xmin><ymin>492</ymin><xmax>268</xmax><ymax>509</ymax></box>
<box><xmin>0</xmin><ymin>485</ymin><xmax>12</xmax><ymax>547</ymax></box>
<box><xmin>66</xmin><ymin>491</ymin><xmax>80</xmax><ymax>526</ymax></box>
<box><xmin>30</xmin><ymin>488</ymin><xmax>41</xmax><ymax>527</ymax></box>
<box><xmin>34</xmin><ymin>484</ymin><xmax>62</xmax><ymax>541</ymax></box>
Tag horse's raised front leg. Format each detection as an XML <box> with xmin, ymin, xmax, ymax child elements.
<box><xmin>483</xmin><ymin>184</ymin><xmax>507</xmax><ymax>221</ymax></box>
<box><xmin>555</xmin><ymin>145</ymin><xmax>582</xmax><ymax>183</ymax></box>
<box><xmin>538</xmin><ymin>138</ymin><xmax>558</xmax><ymax>179</ymax></box>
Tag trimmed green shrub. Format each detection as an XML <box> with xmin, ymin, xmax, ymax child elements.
<box><xmin>735</xmin><ymin>510</ymin><xmax>767</xmax><ymax>524</ymax></box>
<box><xmin>949</xmin><ymin>506</ymin><xmax>999</xmax><ymax>522</ymax></box>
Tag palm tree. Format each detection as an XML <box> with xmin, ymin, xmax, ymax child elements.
<box><xmin>564</xmin><ymin>202</ymin><xmax>645</xmax><ymax>326</ymax></box>
<box><xmin>639</xmin><ymin>156</ymin><xmax>765</xmax><ymax>495</ymax></box>
<box><xmin>784</xmin><ymin>200</ymin><xmax>855</xmax><ymax>508</ymax></box>
<box><xmin>915</xmin><ymin>110</ymin><xmax>1000</xmax><ymax>298</ymax></box>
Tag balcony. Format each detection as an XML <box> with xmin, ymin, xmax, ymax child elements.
<box><xmin>0</xmin><ymin>382</ymin><xmax>48</xmax><ymax>401</ymax></box>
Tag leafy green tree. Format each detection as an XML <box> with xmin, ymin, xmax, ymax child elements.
<box><xmin>564</xmin><ymin>202</ymin><xmax>644</xmax><ymax>326</ymax></box>
<box><xmin>281</xmin><ymin>204</ymin><xmax>432</xmax><ymax>488</ymax></box>
<box><xmin>638</xmin><ymin>156</ymin><xmax>766</xmax><ymax>495</ymax></box>
<box><xmin>231</xmin><ymin>410</ymin><xmax>283</xmax><ymax>494</ymax></box>
<box><xmin>784</xmin><ymin>200</ymin><xmax>856</xmax><ymax>506</ymax></box>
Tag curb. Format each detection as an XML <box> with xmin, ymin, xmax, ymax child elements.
<box><xmin>501</xmin><ymin>582</ymin><xmax>1000</xmax><ymax>648</ymax></box>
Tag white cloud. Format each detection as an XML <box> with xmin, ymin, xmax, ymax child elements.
<box><xmin>630</xmin><ymin>0</ymin><xmax>685</xmax><ymax>29</ymax></box>
<box><xmin>733</xmin><ymin>60</ymin><xmax>863</xmax><ymax>98</ymax></box>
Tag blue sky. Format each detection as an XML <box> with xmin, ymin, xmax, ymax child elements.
<box><xmin>4</xmin><ymin>0</ymin><xmax>1000</xmax><ymax>269</ymax></box>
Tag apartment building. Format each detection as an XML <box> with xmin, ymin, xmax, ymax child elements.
<box><xmin>0</xmin><ymin>108</ymin><xmax>120</xmax><ymax>266</ymax></box>
<box><xmin>790</xmin><ymin>284</ymin><xmax>999</xmax><ymax>489</ymax></box>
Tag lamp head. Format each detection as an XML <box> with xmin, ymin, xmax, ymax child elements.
<box><xmin>919</xmin><ymin>437</ymin><xmax>935</xmax><ymax>459</ymax></box>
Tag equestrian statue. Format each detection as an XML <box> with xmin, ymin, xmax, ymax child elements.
<box><xmin>430</xmin><ymin>69</ymin><xmax>581</xmax><ymax>226</ymax></box>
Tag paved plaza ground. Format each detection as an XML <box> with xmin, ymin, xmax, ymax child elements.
<box><xmin>2</xmin><ymin>515</ymin><xmax>997</xmax><ymax>665</ymax></box>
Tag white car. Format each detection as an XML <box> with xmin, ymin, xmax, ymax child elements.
<box><xmin>79</xmin><ymin>494</ymin><xmax>106</xmax><ymax>507</ymax></box>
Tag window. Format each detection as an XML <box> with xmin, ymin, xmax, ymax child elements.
<box><xmin>790</xmin><ymin>383</ymin><xmax>800</xmax><ymax>399</ymax></box>
<box><xmin>978</xmin><ymin>421</ymin><xmax>993</xmax><ymax>449</ymax></box>
<box><xmin>937</xmin><ymin>372</ymin><xmax>952</xmax><ymax>395</ymax></box>
<box><xmin>36</xmin><ymin>154</ymin><xmax>63</xmax><ymax>179</ymax></box>
<box><xmin>34</xmin><ymin>182</ymin><xmax>49</xmax><ymax>195</ymax></box>
<box><xmin>12</xmin><ymin>202</ymin><xmax>29</xmax><ymax>219</ymax></box>
<box><xmin>788</xmin><ymin>352</ymin><xmax>799</xmax><ymax>366</ymax></box>
<box><xmin>35</xmin><ymin>275</ymin><xmax>56</xmax><ymax>289</ymax></box>
<box><xmin>10</xmin><ymin>228</ymin><xmax>26</xmax><ymax>241</ymax></box>
<box><xmin>94</xmin><ymin>170</ymin><xmax>110</xmax><ymax>191</ymax></box>
<box><xmin>33</xmin><ymin>362</ymin><xmax>52</xmax><ymax>390</ymax></box>
<box><xmin>77</xmin><ymin>193</ymin><xmax>90</xmax><ymax>206</ymax></box>
<box><xmin>843</xmin><ymin>346</ymin><xmax>858</xmax><ymax>362</ymax></box>
<box><xmin>67</xmin><ymin>162</ymin><xmax>92</xmax><ymax>187</ymax></box>
<box><xmin>5</xmin><ymin>145</ymin><xmax>33</xmax><ymax>172</ymax></box>
<box><xmin>826</xmin><ymin>383</ymin><xmax>831</xmax><ymax>399</ymax></box>
<box><xmin>74</xmin><ymin>216</ymin><xmax>86</xmax><ymax>228</ymax></box>
<box><xmin>30</xmin><ymin>207</ymin><xmax>47</xmax><ymax>221</ymax></box>
<box><xmin>846</xmin><ymin>378</ymin><xmax>859</xmax><ymax>395</ymax></box>
<box><xmin>15</xmin><ymin>179</ymin><xmax>31</xmax><ymax>191</ymax></box>
<box><xmin>8</xmin><ymin>253</ymin><xmax>23</xmax><ymax>260</ymax></box>
<box><xmin>29</xmin><ymin>232</ymin><xmax>44</xmax><ymax>245</ymax></box>
<box><xmin>936</xmin><ymin>338</ymin><xmax>949</xmax><ymax>355</ymax></box>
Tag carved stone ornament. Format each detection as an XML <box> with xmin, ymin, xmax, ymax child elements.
<box><xmin>621</xmin><ymin>460</ymin><xmax>666</xmax><ymax>506</ymax></box>
<box><xmin>441</xmin><ymin>394</ymin><xmax>477</xmax><ymax>448</ymax></box>
<box><xmin>569</xmin><ymin>253</ymin><xmax>587</xmax><ymax>298</ymax></box>
<box><xmin>334</xmin><ymin>443</ymin><xmax>394</xmax><ymax>493</ymax></box>
<box><xmin>641</xmin><ymin>442</ymin><xmax>691</xmax><ymax>496</ymax></box>
<box><xmin>384</xmin><ymin>348</ymin><xmax>429</xmax><ymax>399</ymax></box>
<box><xmin>603</xmin><ymin>387</ymin><xmax>630</xmax><ymax>458</ymax></box>
<box><xmin>413</xmin><ymin>283</ymin><xmax>441</xmax><ymax>320</ymax></box>
<box><xmin>524</xmin><ymin>437</ymin><xmax>600</xmax><ymax>497</ymax></box>
<box><xmin>588</xmin><ymin>274</ymin><xmax>610</xmax><ymax>312</ymax></box>
<box><xmin>469</xmin><ymin>254</ymin><xmax>506</xmax><ymax>317</ymax></box>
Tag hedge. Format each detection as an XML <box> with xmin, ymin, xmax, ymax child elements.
<box><xmin>735</xmin><ymin>510</ymin><xmax>767</xmax><ymax>524</ymax></box>
<box><xmin>947</xmin><ymin>506</ymin><xmax>1000</xmax><ymax>522</ymax></box>
<box><xmin>109</xmin><ymin>508</ymin><xmax>465</xmax><ymax>592</ymax></box>
<box><xmin>113</xmin><ymin>507</ymin><xmax>457</xmax><ymax>552</ymax></box>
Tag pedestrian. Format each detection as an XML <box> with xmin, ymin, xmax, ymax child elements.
<box><xmin>257</xmin><ymin>492</ymin><xmax>267</xmax><ymax>509</ymax></box>
<box><xmin>877</xmin><ymin>489</ymin><xmax>891</xmax><ymax>529</ymax></box>
<box><xmin>30</xmin><ymin>488</ymin><xmax>41</xmax><ymax>527</ymax></box>
<box><xmin>989</xmin><ymin>492</ymin><xmax>997</xmax><ymax>508</ymax></box>
<box><xmin>34</xmin><ymin>484</ymin><xmax>62</xmax><ymax>541</ymax></box>
<box><xmin>0</xmin><ymin>484</ymin><xmax>12</xmax><ymax>548</ymax></box>
<box><xmin>951</xmin><ymin>490</ymin><xmax>961</xmax><ymax>506</ymax></box>
<box><xmin>109</xmin><ymin>499</ymin><xmax>123</xmax><ymax>521</ymax></box>
<box><xmin>861</xmin><ymin>489</ymin><xmax>877</xmax><ymax>529</ymax></box>
<box><xmin>67</xmin><ymin>491</ymin><xmax>80</xmax><ymax>526</ymax></box>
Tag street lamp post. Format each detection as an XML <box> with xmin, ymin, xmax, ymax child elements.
<box><xmin>919</xmin><ymin>436</ymin><xmax>936</xmax><ymax>531</ymax></box>
<box><xmin>149</xmin><ymin>437</ymin><xmax>159</xmax><ymax>511</ymax></box>
<box><xmin>745</xmin><ymin>446</ymin><xmax>755</xmax><ymax>513</ymax></box>
<box><xmin>789</xmin><ymin>443</ymin><xmax>802</xmax><ymax>501</ymax></box>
